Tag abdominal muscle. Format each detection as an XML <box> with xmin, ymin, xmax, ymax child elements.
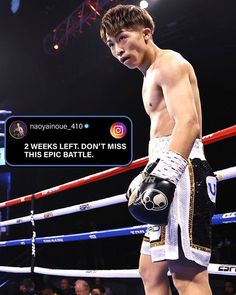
<box><xmin>149</xmin><ymin>109</ymin><xmax>175</xmax><ymax>139</ymax></box>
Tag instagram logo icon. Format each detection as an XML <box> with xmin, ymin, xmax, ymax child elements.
<box><xmin>110</xmin><ymin>122</ymin><xmax>127</xmax><ymax>139</ymax></box>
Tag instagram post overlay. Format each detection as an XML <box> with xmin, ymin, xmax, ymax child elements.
<box><xmin>5</xmin><ymin>116</ymin><xmax>133</xmax><ymax>167</ymax></box>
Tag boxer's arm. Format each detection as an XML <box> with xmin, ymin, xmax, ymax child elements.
<box><xmin>159</xmin><ymin>54</ymin><xmax>200</xmax><ymax>159</ymax></box>
<box><xmin>127</xmin><ymin>56</ymin><xmax>199</xmax><ymax>225</ymax></box>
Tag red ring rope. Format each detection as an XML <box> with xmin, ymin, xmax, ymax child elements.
<box><xmin>0</xmin><ymin>124</ymin><xmax>235</xmax><ymax>209</ymax></box>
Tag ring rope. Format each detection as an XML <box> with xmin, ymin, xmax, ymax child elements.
<box><xmin>0</xmin><ymin>194</ymin><xmax>127</xmax><ymax>227</ymax></box>
<box><xmin>0</xmin><ymin>125</ymin><xmax>235</xmax><ymax>209</ymax></box>
<box><xmin>0</xmin><ymin>264</ymin><xmax>236</xmax><ymax>277</ymax></box>
<box><xmin>215</xmin><ymin>166</ymin><xmax>236</xmax><ymax>182</ymax></box>
<box><xmin>1</xmin><ymin>208</ymin><xmax>236</xmax><ymax>248</ymax></box>
<box><xmin>0</xmin><ymin>125</ymin><xmax>235</xmax><ymax>278</ymax></box>
<box><xmin>0</xmin><ymin>166</ymin><xmax>235</xmax><ymax>227</ymax></box>
<box><xmin>0</xmin><ymin>157</ymin><xmax>147</xmax><ymax>209</ymax></box>
<box><xmin>202</xmin><ymin>125</ymin><xmax>236</xmax><ymax>145</ymax></box>
<box><xmin>0</xmin><ymin>225</ymin><xmax>148</xmax><ymax>247</ymax></box>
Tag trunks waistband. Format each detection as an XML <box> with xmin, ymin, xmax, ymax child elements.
<box><xmin>148</xmin><ymin>136</ymin><xmax>206</xmax><ymax>161</ymax></box>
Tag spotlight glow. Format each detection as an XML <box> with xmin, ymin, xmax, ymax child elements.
<box><xmin>140</xmin><ymin>0</ymin><xmax>148</xmax><ymax>9</ymax></box>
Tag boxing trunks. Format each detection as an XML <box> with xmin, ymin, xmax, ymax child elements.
<box><xmin>140</xmin><ymin>136</ymin><xmax>216</xmax><ymax>267</ymax></box>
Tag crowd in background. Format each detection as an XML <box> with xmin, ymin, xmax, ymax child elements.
<box><xmin>2</xmin><ymin>277</ymin><xmax>113</xmax><ymax>295</ymax></box>
<box><xmin>0</xmin><ymin>275</ymin><xmax>235</xmax><ymax>295</ymax></box>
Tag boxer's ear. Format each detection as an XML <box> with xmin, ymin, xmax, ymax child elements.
<box><xmin>143</xmin><ymin>28</ymin><xmax>152</xmax><ymax>41</ymax></box>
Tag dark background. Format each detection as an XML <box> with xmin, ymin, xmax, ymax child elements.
<box><xmin>0</xmin><ymin>0</ymin><xmax>235</xmax><ymax>278</ymax></box>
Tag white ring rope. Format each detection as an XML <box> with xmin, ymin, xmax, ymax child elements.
<box><xmin>0</xmin><ymin>164</ymin><xmax>235</xmax><ymax>277</ymax></box>
<box><xmin>0</xmin><ymin>194</ymin><xmax>127</xmax><ymax>227</ymax></box>
<box><xmin>1</xmin><ymin>166</ymin><xmax>235</xmax><ymax>227</ymax></box>
<box><xmin>0</xmin><ymin>264</ymin><xmax>236</xmax><ymax>277</ymax></box>
<box><xmin>215</xmin><ymin>166</ymin><xmax>236</xmax><ymax>182</ymax></box>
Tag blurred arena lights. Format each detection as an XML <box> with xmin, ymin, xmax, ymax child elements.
<box><xmin>53</xmin><ymin>44</ymin><xmax>59</xmax><ymax>50</ymax></box>
<box><xmin>140</xmin><ymin>0</ymin><xmax>149</xmax><ymax>9</ymax></box>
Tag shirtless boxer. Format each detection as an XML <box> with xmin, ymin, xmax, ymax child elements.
<box><xmin>13</xmin><ymin>122</ymin><xmax>24</xmax><ymax>138</ymax></box>
<box><xmin>100</xmin><ymin>4</ymin><xmax>216</xmax><ymax>295</ymax></box>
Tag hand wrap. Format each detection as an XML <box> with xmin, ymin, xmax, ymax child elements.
<box><xmin>127</xmin><ymin>151</ymin><xmax>188</xmax><ymax>225</ymax></box>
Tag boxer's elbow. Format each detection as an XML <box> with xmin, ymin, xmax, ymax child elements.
<box><xmin>184</xmin><ymin>116</ymin><xmax>200</xmax><ymax>138</ymax></box>
<box><xmin>176</xmin><ymin>114</ymin><xmax>200</xmax><ymax>137</ymax></box>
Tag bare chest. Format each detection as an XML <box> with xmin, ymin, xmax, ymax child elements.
<box><xmin>142</xmin><ymin>79</ymin><xmax>164</xmax><ymax>115</ymax></box>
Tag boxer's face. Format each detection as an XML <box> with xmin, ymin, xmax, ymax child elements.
<box><xmin>106</xmin><ymin>28</ymin><xmax>149</xmax><ymax>69</ymax></box>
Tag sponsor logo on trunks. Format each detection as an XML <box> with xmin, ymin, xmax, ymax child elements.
<box><xmin>206</xmin><ymin>176</ymin><xmax>217</xmax><ymax>203</ymax></box>
<box><xmin>142</xmin><ymin>189</ymin><xmax>168</xmax><ymax>211</ymax></box>
<box><xmin>222</xmin><ymin>212</ymin><xmax>236</xmax><ymax>219</ymax></box>
<box><xmin>218</xmin><ymin>265</ymin><xmax>236</xmax><ymax>272</ymax></box>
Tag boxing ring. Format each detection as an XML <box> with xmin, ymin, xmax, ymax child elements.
<box><xmin>0</xmin><ymin>125</ymin><xmax>236</xmax><ymax>279</ymax></box>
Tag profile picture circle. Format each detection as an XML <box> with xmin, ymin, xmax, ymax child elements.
<box><xmin>9</xmin><ymin>121</ymin><xmax>28</xmax><ymax>139</ymax></box>
<box><xmin>110</xmin><ymin>122</ymin><xmax>127</xmax><ymax>139</ymax></box>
